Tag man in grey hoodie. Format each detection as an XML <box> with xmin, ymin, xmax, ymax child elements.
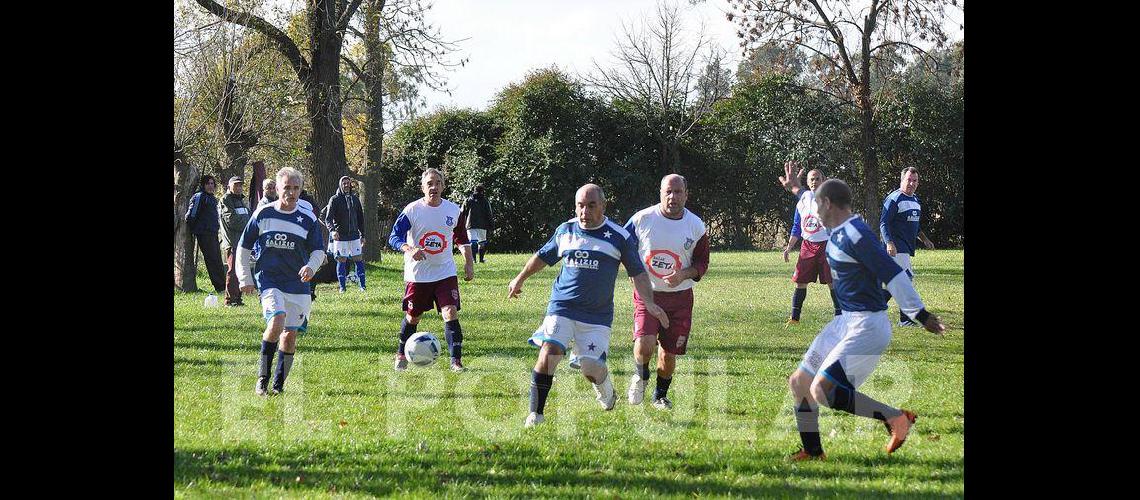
<box><xmin>324</xmin><ymin>175</ymin><xmax>367</xmax><ymax>292</ymax></box>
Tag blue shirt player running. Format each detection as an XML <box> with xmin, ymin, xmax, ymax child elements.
<box><xmin>507</xmin><ymin>184</ymin><xmax>670</xmax><ymax>428</ymax></box>
<box><xmin>236</xmin><ymin>167</ymin><xmax>327</xmax><ymax>397</ymax></box>
<box><xmin>880</xmin><ymin>167</ymin><xmax>936</xmax><ymax>326</ymax></box>
<box><xmin>786</xmin><ymin>178</ymin><xmax>945</xmax><ymax>462</ymax></box>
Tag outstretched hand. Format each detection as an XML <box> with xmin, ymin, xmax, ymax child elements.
<box><xmin>923</xmin><ymin>313</ymin><xmax>946</xmax><ymax>336</ymax></box>
<box><xmin>507</xmin><ymin>276</ymin><xmax>525</xmax><ymax>298</ymax></box>
<box><xmin>778</xmin><ymin>160</ymin><xmax>804</xmax><ymax>192</ymax></box>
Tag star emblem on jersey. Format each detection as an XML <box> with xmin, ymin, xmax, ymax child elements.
<box><xmin>603</xmin><ymin>231</ymin><xmax>612</xmax><ymax>238</ymax></box>
<box><xmin>836</xmin><ymin>232</ymin><xmax>844</xmax><ymax>242</ymax></box>
<box><xmin>588</xmin><ymin>343</ymin><xmax>596</xmax><ymax>351</ymax></box>
<box><xmin>296</xmin><ymin>216</ymin><xmax>304</xmax><ymax>223</ymax></box>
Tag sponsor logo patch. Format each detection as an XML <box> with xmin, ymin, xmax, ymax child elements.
<box><xmin>566</xmin><ymin>249</ymin><xmax>600</xmax><ymax>270</ymax></box>
<box><xmin>264</xmin><ymin>232</ymin><xmax>296</xmax><ymax>250</ymax></box>
<box><xmin>645</xmin><ymin>249</ymin><xmax>682</xmax><ymax>279</ymax></box>
<box><xmin>419</xmin><ymin>231</ymin><xmax>448</xmax><ymax>255</ymax></box>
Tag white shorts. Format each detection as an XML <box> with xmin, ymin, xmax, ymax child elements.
<box><xmin>331</xmin><ymin>238</ymin><xmax>363</xmax><ymax>258</ymax></box>
<box><xmin>528</xmin><ymin>315</ymin><xmax>611</xmax><ymax>365</ymax></box>
<box><xmin>892</xmin><ymin>253</ymin><xmax>913</xmax><ymax>279</ymax></box>
<box><xmin>799</xmin><ymin>310</ymin><xmax>892</xmax><ymax>388</ymax></box>
<box><xmin>261</xmin><ymin>288</ymin><xmax>312</xmax><ymax>332</ymax></box>
<box><xmin>467</xmin><ymin>229</ymin><xmax>487</xmax><ymax>242</ymax></box>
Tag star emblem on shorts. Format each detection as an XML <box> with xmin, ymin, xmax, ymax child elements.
<box><xmin>603</xmin><ymin>231</ymin><xmax>612</xmax><ymax>238</ymax></box>
<box><xmin>587</xmin><ymin>342</ymin><xmax>596</xmax><ymax>351</ymax></box>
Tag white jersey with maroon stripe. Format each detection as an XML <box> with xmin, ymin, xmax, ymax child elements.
<box><xmin>394</xmin><ymin>198</ymin><xmax>467</xmax><ymax>283</ymax></box>
<box><xmin>625</xmin><ymin>204</ymin><xmax>707</xmax><ymax>292</ymax></box>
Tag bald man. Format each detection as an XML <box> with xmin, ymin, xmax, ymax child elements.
<box><xmin>623</xmin><ymin>174</ymin><xmax>710</xmax><ymax>409</ymax></box>
<box><xmin>509</xmin><ymin>184</ymin><xmax>669</xmax><ymax>427</ymax></box>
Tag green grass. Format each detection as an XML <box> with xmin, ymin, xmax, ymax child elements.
<box><xmin>175</xmin><ymin>250</ymin><xmax>964</xmax><ymax>498</ymax></box>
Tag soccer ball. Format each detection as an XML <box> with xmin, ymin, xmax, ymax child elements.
<box><xmin>404</xmin><ymin>332</ymin><xmax>442</xmax><ymax>366</ymax></box>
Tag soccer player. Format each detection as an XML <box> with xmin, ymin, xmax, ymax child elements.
<box><xmin>880</xmin><ymin>167</ymin><xmax>936</xmax><ymax>326</ymax></box>
<box><xmin>787</xmin><ymin>178</ymin><xmax>945</xmax><ymax>461</ymax></box>
<box><xmin>778</xmin><ymin>162</ymin><xmax>842</xmax><ymax>326</ymax></box>
<box><xmin>508</xmin><ymin>184</ymin><xmax>670</xmax><ymax>428</ymax></box>
<box><xmin>623</xmin><ymin>174</ymin><xmax>710</xmax><ymax>409</ymax></box>
<box><xmin>325</xmin><ymin>176</ymin><xmax>367</xmax><ymax>292</ymax></box>
<box><xmin>236</xmin><ymin>167</ymin><xmax>326</xmax><ymax>396</ymax></box>
<box><xmin>389</xmin><ymin>168</ymin><xmax>475</xmax><ymax>373</ymax></box>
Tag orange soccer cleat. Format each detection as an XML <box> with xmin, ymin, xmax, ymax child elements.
<box><xmin>787</xmin><ymin>448</ymin><xmax>827</xmax><ymax>462</ymax></box>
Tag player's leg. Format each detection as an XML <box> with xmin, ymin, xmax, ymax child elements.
<box><xmin>270</xmin><ymin>292</ymin><xmax>310</xmax><ymax>394</ymax></box>
<box><xmin>574</xmin><ymin>321</ymin><xmax>615</xmax><ymax>410</ymax></box>
<box><xmin>351</xmin><ymin>250</ymin><xmax>366</xmax><ymax>290</ymax></box>
<box><xmin>526</xmin><ymin>315</ymin><xmax>572</xmax><ymax>426</ymax></box>
<box><xmin>335</xmin><ymin>253</ymin><xmax>349</xmax><ymax>292</ymax></box>
<box><xmin>395</xmin><ymin>282</ymin><xmax>429</xmax><ymax>371</ymax></box>
<box><xmin>788</xmin><ymin>367</ymin><xmax>825</xmax><ymax>460</ymax></box>
<box><xmin>789</xmin><ymin>313</ymin><xmax>846</xmax><ymax>458</ymax></box>
<box><xmin>650</xmin><ymin>290</ymin><xmax>692</xmax><ymax>409</ymax></box>
<box><xmin>257</xmin><ymin>289</ymin><xmax>287</xmax><ymax>395</ymax></box>
<box><xmin>629</xmin><ymin>290</ymin><xmax>660</xmax><ymax>404</ymax></box>
<box><xmin>436</xmin><ymin>277</ymin><xmax>465</xmax><ymax>372</ymax></box>
<box><xmin>808</xmin><ymin>311</ymin><xmax>916</xmax><ymax>453</ymax></box>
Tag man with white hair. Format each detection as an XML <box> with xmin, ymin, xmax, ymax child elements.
<box><xmin>236</xmin><ymin>167</ymin><xmax>326</xmax><ymax>396</ymax></box>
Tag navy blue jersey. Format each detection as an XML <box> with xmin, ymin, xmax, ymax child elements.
<box><xmin>827</xmin><ymin>215</ymin><xmax>926</xmax><ymax>317</ymax></box>
<box><xmin>879</xmin><ymin>189</ymin><xmax>922</xmax><ymax>256</ymax></box>
<box><xmin>238</xmin><ymin>203</ymin><xmax>326</xmax><ymax>295</ymax></box>
<box><xmin>537</xmin><ymin>218</ymin><xmax>645</xmax><ymax>327</ymax></box>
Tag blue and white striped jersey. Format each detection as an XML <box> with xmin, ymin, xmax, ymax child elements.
<box><xmin>537</xmin><ymin>217</ymin><xmax>646</xmax><ymax>327</ymax></box>
<box><xmin>880</xmin><ymin>189</ymin><xmax>922</xmax><ymax>256</ymax></box>
<box><xmin>827</xmin><ymin>215</ymin><xmax>926</xmax><ymax>319</ymax></box>
<box><xmin>237</xmin><ymin>203</ymin><xmax>326</xmax><ymax>295</ymax></box>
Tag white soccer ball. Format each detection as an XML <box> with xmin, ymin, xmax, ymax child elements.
<box><xmin>404</xmin><ymin>332</ymin><xmax>442</xmax><ymax>366</ymax></box>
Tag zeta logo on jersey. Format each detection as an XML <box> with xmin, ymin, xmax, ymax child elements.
<box><xmin>645</xmin><ymin>249</ymin><xmax>681</xmax><ymax>279</ymax></box>
<box><xmin>419</xmin><ymin>231</ymin><xmax>448</xmax><ymax>255</ymax></box>
<box><xmin>566</xmin><ymin>249</ymin><xmax>600</xmax><ymax>270</ymax></box>
<box><xmin>802</xmin><ymin>214</ymin><xmax>823</xmax><ymax>234</ymax></box>
<box><xmin>264</xmin><ymin>232</ymin><xmax>295</xmax><ymax>250</ymax></box>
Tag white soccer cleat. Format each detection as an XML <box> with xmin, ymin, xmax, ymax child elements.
<box><xmin>524</xmin><ymin>412</ymin><xmax>545</xmax><ymax>428</ymax></box>
<box><xmin>628</xmin><ymin>377</ymin><xmax>647</xmax><ymax>405</ymax></box>
<box><xmin>594</xmin><ymin>376</ymin><xmax>616</xmax><ymax>410</ymax></box>
<box><xmin>652</xmin><ymin>397</ymin><xmax>673</xmax><ymax>410</ymax></box>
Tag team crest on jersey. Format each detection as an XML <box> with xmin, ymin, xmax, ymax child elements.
<box><xmin>684</xmin><ymin>237</ymin><xmax>694</xmax><ymax>250</ymax></box>
<box><xmin>645</xmin><ymin>249</ymin><xmax>682</xmax><ymax>279</ymax></box>
<box><xmin>419</xmin><ymin>231</ymin><xmax>448</xmax><ymax>255</ymax></box>
<box><xmin>446</xmin><ymin>216</ymin><xmax>454</xmax><ymax>226</ymax></box>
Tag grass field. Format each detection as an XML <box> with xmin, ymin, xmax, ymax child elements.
<box><xmin>174</xmin><ymin>250</ymin><xmax>964</xmax><ymax>498</ymax></box>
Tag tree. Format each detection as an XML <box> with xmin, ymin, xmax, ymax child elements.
<box><xmin>584</xmin><ymin>1</ymin><xmax>729</xmax><ymax>174</ymax></box>
<box><xmin>340</xmin><ymin>0</ymin><xmax>465</xmax><ymax>261</ymax></box>
<box><xmin>193</xmin><ymin>0</ymin><xmax>365</xmax><ymax>204</ymax></box>
<box><xmin>726</xmin><ymin>0</ymin><xmax>962</xmax><ymax>224</ymax></box>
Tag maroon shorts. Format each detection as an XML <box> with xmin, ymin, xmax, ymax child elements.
<box><xmin>633</xmin><ymin>287</ymin><xmax>694</xmax><ymax>355</ymax></box>
<box><xmin>402</xmin><ymin>276</ymin><xmax>461</xmax><ymax>316</ymax></box>
<box><xmin>792</xmin><ymin>240</ymin><xmax>833</xmax><ymax>284</ymax></box>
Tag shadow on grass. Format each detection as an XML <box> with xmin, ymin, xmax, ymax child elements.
<box><xmin>174</xmin><ymin>443</ymin><xmax>962</xmax><ymax>498</ymax></box>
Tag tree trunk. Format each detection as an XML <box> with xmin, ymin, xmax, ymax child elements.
<box><xmin>304</xmin><ymin>0</ymin><xmax>351</xmax><ymax>205</ymax></box>
<box><xmin>219</xmin><ymin>76</ymin><xmax>257</xmax><ymax>182</ymax></box>
<box><xmin>174</xmin><ymin>161</ymin><xmax>201</xmax><ymax>292</ymax></box>
<box><xmin>859</xmin><ymin>11</ymin><xmax>881</xmax><ymax>227</ymax></box>
<box><xmin>359</xmin><ymin>0</ymin><xmax>386</xmax><ymax>262</ymax></box>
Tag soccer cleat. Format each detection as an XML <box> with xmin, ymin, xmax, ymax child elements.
<box><xmin>270</xmin><ymin>386</ymin><xmax>284</xmax><ymax>396</ymax></box>
<box><xmin>451</xmin><ymin>359</ymin><xmax>466</xmax><ymax>373</ymax></box>
<box><xmin>885</xmin><ymin>409</ymin><xmax>917</xmax><ymax>453</ymax></box>
<box><xmin>652</xmin><ymin>397</ymin><xmax>673</xmax><ymax>410</ymax></box>
<box><xmin>594</xmin><ymin>376</ymin><xmax>616</xmax><ymax>410</ymax></box>
<box><xmin>567</xmin><ymin>354</ymin><xmax>581</xmax><ymax>370</ymax></box>
<box><xmin>255</xmin><ymin>376</ymin><xmax>270</xmax><ymax>396</ymax></box>
<box><xmin>338</xmin><ymin>287</ymin><xmax>346</xmax><ymax>293</ymax></box>
<box><xmin>882</xmin><ymin>408</ymin><xmax>917</xmax><ymax>435</ymax></box>
<box><xmin>899</xmin><ymin>320</ymin><xmax>918</xmax><ymax>327</ymax></box>
<box><xmin>787</xmin><ymin>448</ymin><xmax>826</xmax><ymax>462</ymax></box>
<box><xmin>394</xmin><ymin>354</ymin><xmax>408</xmax><ymax>372</ymax></box>
<box><xmin>628</xmin><ymin>377</ymin><xmax>648</xmax><ymax>405</ymax></box>
<box><xmin>784</xmin><ymin>318</ymin><xmax>800</xmax><ymax>329</ymax></box>
<box><xmin>524</xmin><ymin>412</ymin><xmax>545</xmax><ymax>428</ymax></box>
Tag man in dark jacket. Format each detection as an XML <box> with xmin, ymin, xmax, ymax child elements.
<box><xmin>324</xmin><ymin>175</ymin><xmax>367</xmax><ymax>292</ymax></box>
<box><xmin>219</xmin><ymin>176</ymin><xmax>252</xmax><ymax>306</ymax></box>
<box><xmin>184</xmin><ymin>175</ymin><xmax>227</xmax><ymax>297</ymax></box>
<box><xmin>460</xmin><ymin>185</ymin><xmax>494</xmax><ymax>263</ymax></box>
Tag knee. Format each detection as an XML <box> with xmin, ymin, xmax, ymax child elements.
<box><xmin>441</xmin><ymin>306</ymin><xmax>458</xmax><ymax>321</ymax></box>
<box><xmin>405</xmin><ymin>313</ymin><xmax>421</xmax><ymax>324</ymax></box>
<box><xmin>579</xmin><ymin>356</ymin><xmax>607</xmax><ymax>382</ymax></box>
<box><xmin>636</xmin><ymin>335</ymin><xmax>657</xmax><ymax>355</ymax></box>
<box><xmin>808</xmin><ymin>378</ymin><xmax>830</xmax><ymax>405</ymax></box>
<box><xmin>788</xmin><ymin>371</ymin><xmax>810</xmax><ymax>393</ymax></box>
